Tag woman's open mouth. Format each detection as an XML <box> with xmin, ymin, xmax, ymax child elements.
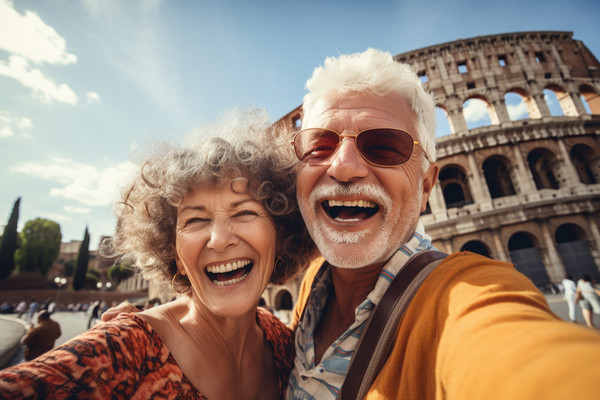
<box><xmin>205</xmin><ymin>259</ymin><xmax>253</xmax><ymax>287</ymax></box>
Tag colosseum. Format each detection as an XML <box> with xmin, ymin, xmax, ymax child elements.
<box><xmin>264</xmin><ymin>30</ymin><xmax>600</xmax><ymax>319</ymax></box>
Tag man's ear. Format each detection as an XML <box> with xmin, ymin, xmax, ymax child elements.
<box><xmin>420</xmin><ymin>162</ymin><xmax>439</xmax><ymax>212</ymax></box>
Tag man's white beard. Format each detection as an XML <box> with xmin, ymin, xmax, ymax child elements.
<box><xmin>300</xmin><ymin>183</ymin><xmax>422</xmax><ymax>269</ymax></box>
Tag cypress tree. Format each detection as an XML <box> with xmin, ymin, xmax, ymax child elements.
<box><xmin>0</xmin><ymin>197</ymin><xmax>21</xmax><ymax>279</ymax></box>
<box><xmin>72</xmin><ymin>227</ymin><xmax>90</xmax><ymax>291</ymax></box>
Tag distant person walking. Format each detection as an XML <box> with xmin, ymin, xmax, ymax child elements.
<box><xmin>22</xmin><ymin>311</ymin><xmax>62</xmax><ymax>361</ymax></box>
<box><xmin>25</xmin><ymin>298</ymin><xmax>39</xmax><ymax>322</ymax></box>
<box><xmin>15</xmin><ymin>300</ymin><xmax>27</xmax><ymax>319</ymax></box>
<box><xmin>562</xmin><ymin>275</ymin><xmax>578</xmax><ymax>323</ymax></box>
<box><xmin>575</xmin><ymin>275</ymin><xmax>600</xmax><ymax>328</ymax></box>
<box><xmin>87</xmin><ymin>301</ymin><xmax>101</xmax><ymax>329</ymax></box>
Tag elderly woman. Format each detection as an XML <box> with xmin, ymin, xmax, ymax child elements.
<box><xmin>0</xmin><ymin>109</ymin><xmax>316</xmax><ymax>399</ymax></box>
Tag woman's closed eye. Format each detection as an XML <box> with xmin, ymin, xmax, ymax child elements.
<box><xmin>233</xmin><ymin>210</ymin><xmax>259</xmax><ymax>219</ymax></box>
<box><xmin>183</xmin><ymin>217</ymin><xmax>209</xmax><ymax>226</ymax></box>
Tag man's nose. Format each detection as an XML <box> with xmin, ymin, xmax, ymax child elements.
<box><xmin>207</xmin><ymin>220</ymin><xmax>238</xmax><ymax>252</ymax></box>
<box><xmin>327</xmin><ymin>137</ymin><xmax>369</xmax><ymax>182</ymax></box>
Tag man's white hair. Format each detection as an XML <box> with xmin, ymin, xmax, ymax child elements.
<box><xmin>302</xmin><ymin>48</ymin><xmax>437</xmax><ymax>162</ymax></box>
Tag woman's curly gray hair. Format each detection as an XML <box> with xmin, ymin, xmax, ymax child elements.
<box><xmin>103</xmin><ymin>108</ymin><xmax>317</xmax><ymax>287</ymax></box>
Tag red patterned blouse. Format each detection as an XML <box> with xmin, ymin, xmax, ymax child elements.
<box><xmin>0</xmin><ymin>307</ymin><xmax>294</xmax><ymax>399</ymax></box>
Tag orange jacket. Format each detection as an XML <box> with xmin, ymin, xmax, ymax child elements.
<box><xmin>292</xmin><ymin>252</ymin><xmax>600</xmax><ymax>399</ymax></box>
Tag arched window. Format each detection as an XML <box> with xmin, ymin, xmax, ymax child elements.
<box><xmin>435</xmin><ymin>106</ymin><xmax>453</xmax><ymax>137</ymax></box>
<box><xmin>527</xmin><ymin>148</ymin><xmax>561</xmax><ymax>189</ymax></box>
<box><xmin>508</xmin><ymin>232</ymin><xmax>550</xmax><ymax>290</ymax></box>
<box><xmin>579</xmin><ymin>84</ymin><xmax>600</xmax><ymax>114</ymax></box>
<box><xmin>483</xmin><ymin>156</ymin><xmax>516</xmax><ymax>198</ymax></box>
<box><xmin>460</xmin><ymin>240</ymin><xmax>491</xmax><ymax>257</ymax></box>
<box><xmin>556</xmin><ymin>224</ymin><xmax>600</xmax><ymax>281</ymax></box>
<box><xmin>275</xmin><ymin>290</ymin><xmax>293</xmax><ymax>310</ymax></box>
<box><xmin>543</xmin><ymin>88</ymin><xmax>564</xmax><ymax>116</ymax></box>
<box><xmin>463</xmin><ymin>97</ymin><xmax>494</xmax><ymax>130</ymax></box>
<box><xmin>439</xmin><ymin>166</ymin><xmax>473</xmax><ymax>209</ymax></box>
<box><xmin>504</xmin><ymin>92</ymin><xmax>529</xmax><ymax>121</ymax></box>
<box><xmin>571</xmin><ymin>143</ymin><xmax>599</xmax><ymax>184</ymax></box>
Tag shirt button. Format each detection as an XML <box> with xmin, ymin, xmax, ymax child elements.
<box><xmin>319</xmin><ymin>368</ymin><xmax>324</xmax><ymax>373</ymax></box>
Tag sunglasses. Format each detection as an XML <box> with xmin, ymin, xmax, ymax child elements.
<box><xmin>291</xmin><ymin>127</ymin><xmax>427</xmax><ymax>167</ymax></box>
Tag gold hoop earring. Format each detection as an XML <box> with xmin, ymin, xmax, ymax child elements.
<box><xmin>172</xmin><ymin>271</ymin><xmax>191</xmax><ymax>294</ymax></box>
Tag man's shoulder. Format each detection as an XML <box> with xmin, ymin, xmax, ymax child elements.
<box><xmin>430</xmin><ymin>250</ymin><xmax>540</xmax><ymax>294</ymax></box>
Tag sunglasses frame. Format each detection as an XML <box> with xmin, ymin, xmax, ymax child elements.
<box><xmin>291</xmin><ymin>127</ymin><xmax>428</xmax><ymax>168</ymax></box>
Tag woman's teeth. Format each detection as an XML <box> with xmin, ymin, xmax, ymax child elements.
<box><xmin>206</xmin><ymin>259</ymin><xmax>251</xmax><ymax>274</ymax></box>
<box><xmin>213</xmin><ymin>271</ymin><xmax>250</xmax><ymax>287</ymax></box>
<box><xmin>206</xmin><ymin>259</ymin><xmax>252</xmax><ymax>287</ymax></box>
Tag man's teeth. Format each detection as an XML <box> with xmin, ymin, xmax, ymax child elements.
<box><xmin>206</xmin><ymin>259</ymin><xmax>250</xmax><ymax>274</ymax></box>
<box><xmin>327</xmin><ymin>199</ymin><xmax>377</xmax><ymax>208</ymax></box>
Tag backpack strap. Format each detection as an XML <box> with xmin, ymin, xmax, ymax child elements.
<box><xmin>338</xmin><ymin>250</ymin><xmax>448</xmax><ymax>400</ymax></box>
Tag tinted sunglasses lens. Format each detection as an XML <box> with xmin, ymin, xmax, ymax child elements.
<box><xmin>357</xmin><ymin>129</ymin><xmax>414</xmax><ymax>166</ymax></box>
<box><xmin>294</xmin><ymin>129</ymin><xmax>340</xmax><ymax>163</ymax></box>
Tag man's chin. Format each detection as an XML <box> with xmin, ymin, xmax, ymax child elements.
<box><xmin>312</xmin><ymin>228</ymin><xmax>390</xmax><ymax>269</ymax></box>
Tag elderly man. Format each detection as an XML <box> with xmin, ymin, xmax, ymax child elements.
<box><xmin>286</xmin><ymin>49</ymin><xmax>600</xmax><ymax>399</ymax></box>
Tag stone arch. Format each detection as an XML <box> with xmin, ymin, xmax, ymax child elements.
<box><xmin>544</xmin><ymin>84</ymin><xmax>578</xmax><ymax>117</ymax></box>
<box><xmin>482</xmin><ymin>155</ymin><xmax>517</xmax><ymax>199</ymax></box>
<box><xmin>460</xmin><ymin>240</ymin><xmax>491</xmax><ymax>257</ymax></box>
<box><xmin>274</xmin><ymin>289</ymin><xmax>293</xmax><ymax>310</ymax></box>
<box><xmin>579</xmin><ymin>84</ymin><xmax>600</xmax><ymax>115</ymax></box>
<box><xmin>527</xmin><ymin>147</ymin><xmax>561</xmax><ymax>189</ymax></box>
<box><xmin>555</xmin><ymin>223</ymin><xmax>600</xmax><ymax>281</ymax></box>
<box><xmin>438</xmin><ymin>164</ymin><xmax>474</xmax><ymax>209</ymax></box>
<box><xmin>570</xmin><ymin>143</ymin><xmax>600</xmax><ymax>184</ymax></box>
<box><xmin>462</xmin><ymin>95</ymin><xmax>497</xmax><ymax>130</ymax></box>
<box><xmin>504</xmin><ymin>89</ymin><xmax>532</xmax><ymax>121</ymax></box>
<box><xmin>508</xmin><ymin>231</ymin><xmax>551</xmax><ymax>290</ymax></box>
<box><xmin>435</xmin><ymin>105</ymin><xmax>454</xmax><ymax>136</ymax></box>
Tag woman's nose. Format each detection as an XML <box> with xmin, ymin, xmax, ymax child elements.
<box><xmin>206</xmin><ymin>220</ymin><xmax>238</xmax><ymax>252</ymax></box>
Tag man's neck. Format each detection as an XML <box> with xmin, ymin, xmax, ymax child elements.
<box><xmin>330</xmin><ymin>262</ymin><xmax>384</xmax><ymax>318</ymax></box>
<box><xmin>313</xmin><ymin>261</ymin><xmax>384</xmax><ymax>365</ymax></box>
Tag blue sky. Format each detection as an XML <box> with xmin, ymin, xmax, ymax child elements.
<box><xmin>1</xmin><ymin>0</ymin><xmax>599</xmax><ymax>249</ymax></box>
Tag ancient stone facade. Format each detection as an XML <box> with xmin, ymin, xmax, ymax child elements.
<box><xmin>277</xmin><ymin>31</ymin><xmax>600</xmax><ymax>294</ymax></box>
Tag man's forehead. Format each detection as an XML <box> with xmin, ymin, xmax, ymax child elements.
<box><xmin>302</xmin><ymin>90</ymin><xmax>418</xmax><ymax>135</ymax></box>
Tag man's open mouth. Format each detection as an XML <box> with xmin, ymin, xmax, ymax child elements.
<box><xmin>205</xmin><ymin>259</ymin><xmax>253</xmax><ymax>287</ymax></box>
<box><xmin>322</xmin><ymin>199</ymin><xmax>379</xmax><ymax>222</ymax></box>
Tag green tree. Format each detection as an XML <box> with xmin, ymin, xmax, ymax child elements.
<box><xmin>0</xmin><ymin>197</ymin><xmax>21</xmax><ymax>279</ymax></box>
<box><xmin>64</xmin><ymin>258</ymin><xmax>76</xmax><ymax>277</ymax></box>
<box><xmin>108</xmin><ymin>263</ymin><xmax>134</xmax><ymax>283</ymax></box>
<box><xmin>72</xmin><ymin>227</ymin><xmax>90</xmax><ymax>291</ymax></box>
<box><xmin>15</xmin><ymin>217</ymin><xmax>61</xmax><ymax>276</ymax></box>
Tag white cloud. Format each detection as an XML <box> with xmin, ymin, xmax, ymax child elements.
<box><xmin>0</xmin><ymin>0</ymin><xmax>77</xmax><ymax>65</ymax></box>
<box><xmin>86</xmin><ymin>92</ymin><xmax>101</xmax><ymax>103</ymax></box>
<box><xmin>463</xmin><ymin>99</ymin><xmax>490</xmax><ymax>123</ymax></box>
<box><xmin>0</xmin><ymin>110</ymin><xmax>34</xmax><ymax>138</ymax></box>
<box><xmin>0</xmin><ymin>55</ymin><xmax>79</xmax><ymax>104</ymax></box>
<box><xmin>42</xmin><ymin>212</ymin><xmax>74</xmax><ymax>224</ymax></box>
<box><xmin>0</xmin><ymin>1</ymin><xmax>79</xmax><ymax>104</ymax></box>
<box><xmin>12</xmin><ymin>157</ymin><xmax>138</xmax><ymax>207</ymax></box>
<box><xmin>0</xmin><ymin>126</ymin><xmax>13</xmax><ymax>138</ymax></box>
<box><xmin>63</xmin><ymin>205</ymin><xmax>92</xmax><ymax>214</ymax></box>
<box><xmin>507</xmin><ymin>101</ymin><xmax>529</xmax><ymax>120</ymax></box>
